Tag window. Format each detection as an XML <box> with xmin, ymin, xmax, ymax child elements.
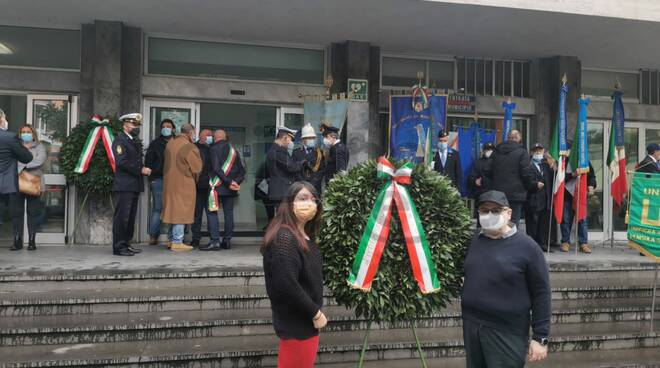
<box><xmin>381</xmin><ymin>56</ymin><xmax>453</xmax><ymax>89</ymax></box>
<box><xmin>456</xmin><ymin>58</ymin><xmax>530</xmax><ymax>97</ymax></box>
<box><xmin>147</xmin><ymin>37</ymin><xmax>325</xmax><ymax>84</ymax></box>
<box><xmin>582</xmin><ymin>69</ymin><xmax>639</xmax><ymax>100</ymax></box>
<box><xmin>640</xmin><ymin>69</ymin><xmax>660</xmax><ymax>104</ymax></box>
<box><xmin>0</xmin><ymin>26</ymin><xmax>80</xmax><ymax>70</ymax></box>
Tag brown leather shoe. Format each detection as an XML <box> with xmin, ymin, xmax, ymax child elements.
<box><xmin>580</xmin><ymin>243</ymin><xmax>592</xmax><ymax>253</ymax></box>
<box><xmin>560</xmin><ymin>242</ymin><xmax>570</xmax><ymax>252</ymax></box>
<box><xmin>149</xmin><ymin>235</ymin><xmax>159</xmax><ymax>246</ymax></box>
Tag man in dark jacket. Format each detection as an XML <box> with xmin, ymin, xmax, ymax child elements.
<box><xmin>323</xmin><ymin>126</ymin><xmax>348</xmax><ymax>183</ymax></box>
<box><xmin>433</xmin><ymin>131</ymin><xmax>462</xmax><ymax>189</ymax></box>
<box><xmin>144</xmin><ymin>118</ymin><xmax>174</xmax><ymax>245</ymax></box>
<box><xmin>0</xmin><ymin>109</ymin><xmax>33</xmax><ymax>249</ymax></box>
<box><xmin>560</xmin><ymin>155</ymin><xmax>597</xmax><ymax>254</ymax></box>
<box><xmin>491</xmin><ymin>130</ymin><xmax>533</xmax><ymax>226</ymax></box>
<box><xmin>292</xmin><ymin>124</ymin><xmax>325</xmax><ymax>194</ymax></box>
<box><xmin>266</xmin><ymin>127</ymin><xmax>306</xmax><ymax>205</ymax></box>
<box><xmin>525</xmin><ymin>143</ymin><xmax>554</xmax><ymax>252</ymax></box>
<box><xmin>203</xmin><ymin>128</ymin><xmax>246</xmax><ymax>250</ymax></box>
<box><xmin>636</xmin><ymin>143</ymin><xmax>660</xmax><ymax>174</ymax></box>
<box><xmin>467</xmin><ymin>142</ymin><xmax>494</xmax><ymax>200</ymax></box>
<box><xmin>112</xmin><ymin>113</ymin><xmax>151</xmax><ymax>256</ymax></box>
<box><xmin>191</xmin><ymin>129</ymin><xmax>220</xmax><ymax>248</ymax></box>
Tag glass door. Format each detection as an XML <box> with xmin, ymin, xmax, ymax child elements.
<box><xmin>278</xmin><ymin>106</ymin><xmax>304</xmax><ymax>142</ymax></box>
<box><xmin>26</xmin><ymin>94</ymin><xmax>77</xmax><ymax>244</ymax></box>
<box><xmin>139</xmin><ymin>100</ymin><xmax>199</xmax><ymax>241</ymax></box>
<box><xmin>586</xmin><ymin>122</ymin><xmax>605</xmax><ymax>241</ymax></box>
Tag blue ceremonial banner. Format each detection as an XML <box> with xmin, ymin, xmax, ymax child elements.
<box><xmin>612</xmin><ymin>90</ymin><xmax>625</xmax><ymax>147</ymax></box>
<box><xmin>569</xmin><ymin>96</ymin><xmax>590</xmax><ymax>173</ymax></box>
<box><xmin>456</xmin><ymin>122</ymin><xmax>497</xmax><ymax>197</ymax></box>
<box><xmin>501</xmin><ymin>100</ymin><xmax>516</xmax><ymax>142</ymax></box>
<box><xmin>389</xmin><ymin>95</ymin><xmax>447</xmax><ymax>164</ymax></box>
<box><xmin>558</xmin><ymin>82</ymin><xmax>569</xmax><ymax>155</ymax></box>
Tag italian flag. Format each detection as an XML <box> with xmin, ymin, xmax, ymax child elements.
<box><xmin>549</xmin><ymin>120</ymin><xmax>566</xmax><ymax>224</ymax></box>
<box><xmin>607</xmin><ymin>131</ymin><xmax>627</xmax><ymax>207</ymax></box>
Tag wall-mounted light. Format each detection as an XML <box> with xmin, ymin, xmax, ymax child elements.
<box><xmin>0</xmin><ymin>42</ymin><xmax>14</xmax><ymax>55</ymax></box>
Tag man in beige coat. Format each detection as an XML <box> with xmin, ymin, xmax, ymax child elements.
<box><xmin>162</xmin><ymin>123</ymin><xmax>203</xmax><ymax>251</ymax></box>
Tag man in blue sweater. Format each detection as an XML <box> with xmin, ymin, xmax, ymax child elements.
<box><xmin>461</xmin><ymin>190</ymin><xmax>551</xmax><ymax>367</ymax></box>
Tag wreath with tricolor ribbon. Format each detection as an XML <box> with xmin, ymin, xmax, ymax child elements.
<box><xmin>318</xmin><ymin>157</ymin><xmax>471</xmax><ymax>323</ymax></box>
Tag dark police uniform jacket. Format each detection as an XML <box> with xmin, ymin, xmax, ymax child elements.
<box><xmin>636</xmin><ymin>155</ymin><xmax>660</xmax><ymax>174</ymax></box>
<box><xmin>526</xmin><ymin>159</ymin><xmax>554</xmax><ymax>212</ymax></box>
<box><xmin>292</xmin><ymin>146</ymin><xmax>325</xmax><ymax>194</ymax></box>
<box><xmin>467</xmin><ymin>156</ymin><xmax>493</xmax><ymax>200</ymax></box>
<box><xmin>325</xmin><ymin>141</ymin><xmax>348</xmax><ymax>184</ymax></box>
<box><xmin>112</xmin><ymin>132</ymin><xmax>144</xmax><ymax>193</ymax></box>
<box><xmin>210</xmin><ymin>140</ymin><xmax>246</xmax><ymax>197</ymax></box>
<box><xmin>266</xmin><ymin>144</ymin><xmax>305</xmax><ymax>201</ymax></box>
<box><xmin>433</xmin><ymin>148</ymin><xmax>462</xmax><ymax>188</ymax></box>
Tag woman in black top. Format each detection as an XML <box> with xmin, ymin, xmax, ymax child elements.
<box><xmin>261</xmin><ymin>181</ymin><xmax>325</xmax><ymax>368</ymax></box>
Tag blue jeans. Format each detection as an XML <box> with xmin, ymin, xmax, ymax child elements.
<box><xmin>560</xmin><ymin>196</ymin><xmax>588</xmax><ymax>244</ymax></box>
<box><xmin>171</xmin><ymin>224</ymin><xmax>186</xmax><ymax>243</ymax></box>
<box><xmin>192</xmin><ymin>189</ymin><xmax>220</xmax><ymax>242</ymax></box>
<box><xmin>148</xmin><ymin>179</ymin><xmax>164</xmax><ymax>236</ymax></box>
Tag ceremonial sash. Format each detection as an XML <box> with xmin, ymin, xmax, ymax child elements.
<box><xmin>208</xmin><ymin>144</ymin><xmax>237</xmax><ymax>212</ymax></box>
<box><xmin>347</xmin><ymin>157</ymin><xmax>440</xmax><ymax>294</ymax></box>
<box><xmin>74</xmin><ymin>115</ymin><xmax>116</xmax><ymax>173</ymax></box>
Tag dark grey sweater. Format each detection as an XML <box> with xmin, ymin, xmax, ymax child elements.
<box><xmin>263</xmin><ymin>228</ymin><xmax>324</xmax><ymax>339</ymax></box>
<box><xmin>461</xmin><ymin>228</ymin><xmax>551</xmax><ymax>338</ymax></box>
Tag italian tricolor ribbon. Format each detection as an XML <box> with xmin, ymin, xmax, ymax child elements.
<box><xmin>208</xmin><ymin>144</ymin><xmax>237</xmax><ymax>212</ymax></box>
<box><xmin>74</xmin><ymin>115</ymin><xmax>116</xmax><ymax>174</ymax></box>
<box><xmin>348</xmin><ymin>157</ymin><xmax>441</xmax><ymax>294</ymax></box>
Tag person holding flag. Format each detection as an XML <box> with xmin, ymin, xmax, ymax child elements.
<box><xmin>560</xmin><ymin>95</ymin><xmax>597</xmax><ymax>253</ymax></box>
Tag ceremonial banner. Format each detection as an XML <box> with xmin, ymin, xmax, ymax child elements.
<box><xmin>303</xmin><ymin>98</ymin><xmax>349</xmax><ymax>136</ymax></box>
<box><xmin>389</xmin><ymin>95</ymin><xmax>447</xmax><ymax>164</ymax></box>
<box><xmin>550</xmin><ymin>81</ymin><xmax>570</xmax><ymax>224</ymax></box>
<box><xmin>455</xmin><ymin>123</ymin><xmax>496</xmax><ymax>197</ymax></box>
<box><xmin>627</xmin><ymin>172</ymin><xmax>660</xmax><ymax>261</ymax></box>
<box><xmin>501</xmin><ymin>100</ymin><xmax>516</xmax><ymax>142</ymax></box>
<box><xmin>608</xmin><ymin>90</ymin><xmax>627</xmax><ymax>207</ymax></box>
<box><xmin>569</xmin><ymin>96</ymin><xmax>591</xmax><ymax>221</ymax></box>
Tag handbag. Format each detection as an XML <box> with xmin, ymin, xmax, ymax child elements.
<box><xmin>18</xmin><ymin>170</ymin><xmax>41</xmax><ymax>197</ymax></box>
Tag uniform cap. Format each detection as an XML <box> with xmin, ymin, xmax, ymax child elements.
<box><xmin>119</xmin><ymin>113</ymin><xmax>142</xmax><ymax>125</ymax></box>
<box><xmin>277</xmin><ymin>126</ymin><xmax>297</xmax><ymax>139</ymax></box>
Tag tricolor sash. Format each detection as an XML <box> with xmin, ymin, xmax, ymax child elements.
<box><xmin>347</xmin><ymin>157</ymin><xmax>441</xmax><ymax>294</ymax></box>
<box><xmin>74</xmin><ymin>115</ymin><xmax>116</xmax><ymax>173</ymax></box>
<box><xmin>208</xmin><ymin>144</ymin><xmax>237</xmax><ymax>212</ymax></box>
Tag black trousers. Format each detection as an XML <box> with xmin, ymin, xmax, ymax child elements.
<box><xmin>9</xmin><ymin>192</ymin><xmax>43</xmax><ymax>237</ymax></box>
<box><xmin>112</xmin><ymin>191</ymin><xmax>139</xmax><ymax>252</ymax></box>
<box><xmin>463</xmin><ymin>319</ymin><xmax>528</xmax><ymax>368</ymax></box>
<box><xmin>509</xmin><ymin>201</ymin><xmax>524</xmax><ymax>228</ymax></box>
<box><xmin>525</xmin><ymin>208</ymin><xmax>550</xmax><ymax>247</ymax></box>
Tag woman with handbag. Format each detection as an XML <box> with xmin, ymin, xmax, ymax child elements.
<box><xmin>10</xmin><ymin>125</ymin><xmax>46</xmax><ymax>251</ymax></box>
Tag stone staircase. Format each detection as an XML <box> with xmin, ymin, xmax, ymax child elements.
<box><xmin>0</xmin><ymin>263</ymin><xmax>659</xmax><ymax>367</ymax></box>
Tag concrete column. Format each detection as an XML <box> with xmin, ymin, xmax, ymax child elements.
<box><xmin>531</xmin><ymin>56</ymin><xmax>582</xmax><ymax>148</ymax></box>
<box><xmin>330</xmin><ymin>41</ymin><xmax>382</xmax><ymax>167</ymax></box>
<box><xmin>75</xmin><ymin>21</ymin><xmax>143</xmax><ymax>245</ymax></box>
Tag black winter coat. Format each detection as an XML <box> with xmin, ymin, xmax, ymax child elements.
<box><xmin>292</xmin><ymin>146</ymin><xmax>325</xmax><ymax>194</ymax></box>
<box><xmin>210</xmin><ymin>140</ymin><xmax>246</xmax><ymax>197</ymax></box>
<box><xmin>266</xmin><ymin>144</ymin><xmax>305</xmax><ymax>201</ymax></box>
<box><xmin>195</xmin><ymin>142</ymin><xmax>212</xmax><ymax>190</ymax></box>
<box><xmin>0</xmin><ymin>130</ymin><xmax>32</xmax><ymax>194</ymax></box>
<box><xmin>325</xmin><ymin>141</ymin><xmax>349</xmax><ymax>183</ymax></box>
<box><xmin>526</xmin><ymin>160</ymin><xmax>554</xmax><ymax>212</ymax></box>
<box><xmin>491</xmin><ymin>140</ymin><xmax>533</xmax><ymax>202</ymax></box>
<box><xmin>144</xmin><ymin>135</ymin><xmax>171</xmax><ymax>181</ymax></box>
<box><xmin>112</xmin><ymin>133</ymin><xmax>144</xmax><ymax>193</ymax></box>
<box><xmin>467</xmin><ymin>156</ymin><xmax>492</xmax><ymax>199</ymax></box>
<box><xmin>636</xmin><ymin>155</ymin><xmax>660</xmax><ymax>174</ymax></box>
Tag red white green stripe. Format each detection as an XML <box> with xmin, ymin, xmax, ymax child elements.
<box><xmin>208</xmin><ymin>144</ymin><xmax>237</xmax><ymax>212</ymax></box>
<box><xmin>74</xmin><ymin>115</ymin><xmax>116</xmax><ymax>174</ymax></box>
<box><xmin>348</xmin><ymin>157</ymin><xmax>441</xmax><ymax>294</ymax></box>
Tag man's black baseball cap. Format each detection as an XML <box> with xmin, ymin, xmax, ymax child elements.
<box><xmin>478</xmin><ymin>190</ymin><xmax>510</xmax><ymax>208</ymax></box>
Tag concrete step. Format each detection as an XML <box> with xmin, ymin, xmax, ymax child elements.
<box><xmin>1</xmin><ymin>320</ymin><xmax>658</xmax><ymax>367</ymax></box>
<box><xmin>1</xmin><ymin>281</ymin><xmax>657</xmax><ymax>317</ymax></box>
<box><xmin>318</xmin><ymin>347</ymin><xmax>660</xmax><ymax>368</ymax></box>
<box><xmin>2</xmin><ymin>298</ymin><xmax>658</xmax><ymax>346</ymax></box>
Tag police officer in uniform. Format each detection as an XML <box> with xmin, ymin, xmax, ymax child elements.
<box><xmin>112</xmin><ymin>113</ymin><xmax>151</xmax><ymax>256</ymax></box>
<box><xmin>292</xmin><ymin>123</ymin><xmax>325</xmax><ymax>194</ymax></box>
<box><xmin>433</xmin><ymin>131</ymin><xmax>462</xmax><ymax>188</ymax></box>
<box><xmin>266</xmin><ymin>127</ymin><xmax>306</xmax><ymax>208</ymax></box>
<box><xmin>322</xmin><ymin>125</ymin><xmax>349</xmax><ymax>183</ymax></box>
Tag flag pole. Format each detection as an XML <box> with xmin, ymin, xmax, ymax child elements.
<box><xmin>611</xmin><ymin>79</ymin><xmax>623</xmax><ymax>250</ymax></box>
<box><xmin>651</xmin><ymin>262</ymin><xmax>658</xmax><ymax>333</ymax></box>
<box><xmin>575</xmin><ymin>173</ymin><xmax>582</xmax><ymax>255</ymax></box>
<box><xmin>546</xmin><ymin>157</ymin><xmax>559</xmax><ymax>254</ymax></box>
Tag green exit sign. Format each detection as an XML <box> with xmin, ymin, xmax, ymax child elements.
<box><xmin>348</xmin><ymin>79</ymin><xmax>368</xmax><ymax>101</ymax></box>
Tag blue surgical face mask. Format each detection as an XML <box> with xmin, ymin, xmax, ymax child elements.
<box><xmin>438</xmin><ymin>142</ymin><xmax>448</xmax><ymax>151</ymax></box>
<box><xmin>205</xmin><ymin>136</ymin><xmax>213</xmax><ymax>145</ymax></box>
<box><xmin>304</xmin><ymin>139</ymin><xmax>317</xmax><ymax>148</ymax></box>
<box><xmin>21</xmin><ymin>133</ymin><xmax>33</xmax><ymax>143</ymax></box>
<box><xmin>533</xmin><ymin>154</ymin><xmax>544</xmax><ymax>162</ymax></box>
<box><xmin>161</xmin><ymin>127</ymin><xmax>172</xmax><ymax>137</ymax></box>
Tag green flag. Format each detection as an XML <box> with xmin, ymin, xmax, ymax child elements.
<box><xmin>627</xmin><ymin>172</ymin><xmax>660</xmax><ymax>261</ymax></box>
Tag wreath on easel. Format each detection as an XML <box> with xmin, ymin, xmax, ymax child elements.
<box><xmin>317</xmin><ymin>157</ymin><xmax>472</xmax><ymax>366</ymax></box>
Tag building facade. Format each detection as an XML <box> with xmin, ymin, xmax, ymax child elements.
<box><xmin>1</xmin><ymin>0</ymin><xmax>659</xmax><ymax>244</ymax></box>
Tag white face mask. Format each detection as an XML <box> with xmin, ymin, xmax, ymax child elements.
<box><xmin>0</xmin><ymin>118</ymin><xmax>7</xmax><ymax>131</ymax></box>
<box><xmin>483</xmin><ymin>150</ymin><xmax>493</xmax><ymax>158</ymax></box>
<box><xmin>479</xmin><ymin>211</ymin><xmax>507</xmax><ymax>231</ymax></box>
<box><xmin>323</xmin><ymin>137</ymin><xmax>332</xmax><ymax>147</ymax></box>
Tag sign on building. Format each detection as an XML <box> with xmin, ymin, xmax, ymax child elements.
<box><xmin>447</xmin><ymin>94</ymin><xmax>476</xmax><ymax>114</ymax></box>
<box><xmin>348</xmin><ymin>79</ymin><xmax>368</xmax><ymax>101</ymax></box>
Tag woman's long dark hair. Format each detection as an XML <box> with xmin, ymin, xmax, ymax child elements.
<box><xmin>261</xmin><ymin>181</ymin><xmax>322</xmax><ymax>253</ymax></box>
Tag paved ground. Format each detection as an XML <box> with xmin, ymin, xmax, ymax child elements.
<box><xmin>0</xmin><ymin>238</ymin><xmax>655</xmax><ymax>276</ymax></box>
